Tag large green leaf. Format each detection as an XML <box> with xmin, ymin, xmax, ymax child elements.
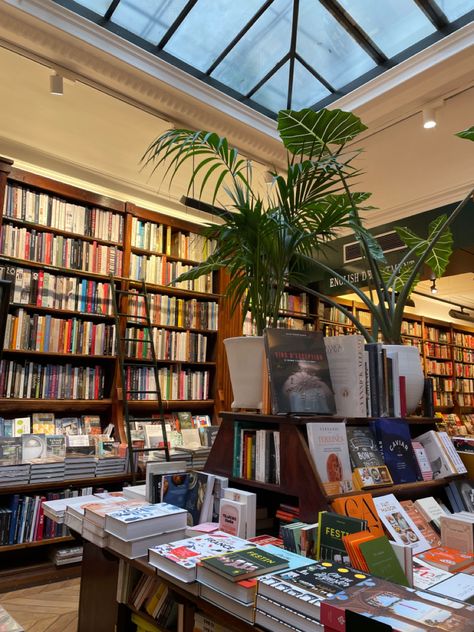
<box><xmin>395</xmin><ymin>214</ymin><xmax>453</xmax><ymax>278</ymax></box>
<box><xmin>277</xmin><ymin>108</ymin><xmax>367</xmax><ymax>156</ymax></box>
<box><xmin>456</xmin><ymin>126</ymin><xmax>474</xmax><ymax>142</ymax></box>
<box><xmin>380</xmin><ymin>263</ymin><xmax>420</xmax><ymax>294</ymax></box>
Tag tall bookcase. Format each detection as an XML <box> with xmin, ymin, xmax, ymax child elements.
<box><xmin>0</xmin><ymin>159</ymin><xmax>229</xmax><ymax>587</ymax></box>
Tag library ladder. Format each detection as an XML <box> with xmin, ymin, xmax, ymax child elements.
<box><xmin>111</xmin><ymin>279</ymin><xmax>170</xmax><ymax>482</ymax></box>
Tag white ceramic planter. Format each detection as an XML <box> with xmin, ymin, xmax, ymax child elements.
<box><xmin>383</xmin><ymin>344</ymin><xmax>425</xmax><ymax>415</ymax></box>
<box><xmin>223</xmin><ymin>336</ymin><xmax>265</xmax><ymax>410</ymax></box>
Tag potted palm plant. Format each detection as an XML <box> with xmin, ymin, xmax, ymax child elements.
<box><xmin>143</xmin><ymin>109</ymin><xmax>371</xmax><ymax>408</ymax></box>
<box><xmin>143</xmin><ymin>111</ymin><xmax>473</xmax><ymax>413</ymax></box>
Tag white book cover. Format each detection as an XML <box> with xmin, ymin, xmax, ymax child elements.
<box><xmin>323</xmin><ymin>335</ymin><xmax>367</xmax><ymax>417</ymax></box>
<box><xmin>105</xmin><ymin>502</ymin><xmax>187</xmax><ymax>540</ymax></box>
<box><xmin>412</xmin><ymin>558</ymin><xmax>453</xmax><ymax>590</ymax></box>
<box><xmin>148</xmin><ymin>531</ymin><xmax>253</xmax><ymax>581</ymax></box>
<box><xmin>414</xmin><ymin>496</ymin><xmax>449</xmax><ymax>530</ymax></box>
<box><xmin>437</xmin><ymin>432</ymin><xmax>467</xmax><ymax>474</ymax></box>
<box><xmin>13</xmin><ymin>417</ymin><xmax>31</xmax><ymax>437</ymax></box>
<box><xmin>219</xmin><ymin>497</ymin><xmax>247</xmax><ymax>539</ymax></box>
<box><xmin>306</xmin><ymin>421</ymin><xmax>353</xmax><ymax>495</ymax></box>
<box><xmin>223</xmin><ymin>488</ymin><xmax>256</xmax><ymax>538</ymax></box>
<box><xmin>144</xmin><ymin>424</ymin><xmax>171</xmax><ymax>449</ymax></box>
<box><xmin>427</xmin><ymin>572</ymin><xmax>474</xmax><ymax>603</ymax></box>
<box><xmin>372</xmin><ymin>494</ymin><xmax>430</xmax><ymax>554</ymax></box>
<box><xmin>415</xmin><ymin>430</ymin><xmax>456</xmax><ymax>478</ymax></box>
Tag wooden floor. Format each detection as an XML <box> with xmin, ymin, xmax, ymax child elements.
<box><xmin>0</xmin><ymin>578</ymin><xmax>80</xmax><ymax>632</ymax></box>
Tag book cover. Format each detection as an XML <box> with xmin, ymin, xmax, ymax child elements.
<box><xmin>320</xmin><ymin>575</ymin><xmax>474</xmax><ymax>632</ymax></box>
<box><xmin>219</xmin><ymin>497</ymin><xmax>247</xmax><ymax>539</ymax></box>
<box><xmin>440</xmin><ymin>515</ymin><xmax>474</xmax><ymax>554</ymax></box>
<box><xmin>200</xmin><ymin>545</ymin><xmax>289</xmax><ymax>581</ymax></box>
<box><xmin>415</xmin><ymin>430</ymin><xmax>455</xmax><ymax>479</ymax></box>
<box><xmin>372</xmin><ymin>494</ymin><xmax>430</xmax><ymax>554</ymax></box>
<box><xmin>317</xmin><ymin>511</ymin><xmax>367</xmax><ymax>564</ymax></box>
<box><xmin>414</xmin><ymin>496</ymin><xmax>448</xmax><ymax>530</ymax></box>
<box><xmin>346</xmin><ymin>426</ymin><xmax>384</xmax><ymax>468</ymax></box>
<box><xmin>400</xmin><ymin>500</ymin><xmax>441</xmax><ymax>549</ymax></box>
<box><xmin>371</xmin><ymin>418</ymin><xmax>421</xmax><ymax>484</ymax></box>
<box><xmin>412</xmin><ymin>558</ymin><xmax>453</xmax><ymax>591</ymax></box>
<box><xmin>323</xmin><ymin>335</ymin><xmax>367</xmax><ymax>417</ymax></box>
<box><xmin>21</xmin><ymin>434</ymin><xmax>46</xmax><ymax>461</ymax></box>
<box><xmin>417</xmin><ymin>546</ymin><xmax>474</xmax><ymax>572</ymax></box>
<box><xmin>277</xmin><ymin>560</ymin><xmax>369</xmax><ymax>599</ymax></box>
<box><xmin>223</xmin><ymin>488</ymin><xmax>256</xmax><ymax>539</ymax></box>
<box><xmin>306</xmin><ymin>422</ymin><xmax>353</xmax><ymax>495</ymax></box>
<box><xmin>177</xmin><ymin>411</ymin><xmax>193</xmax><ymax>429</ymax></box>
<box><xmin>32</xmin><ymin>412</ymin><xmax>55</xmax><ymax>435</ymax></box>
<box><xmin>161</xmin><ymin>473</ymin><xmax>190</xmax><ymax>508</ymax></box>
<box><xmin>0</xmin><ymin>438</ymin><xmax>22</xmax><ymax>465</ymax></box>
<box><xmin>449</xmin><ymin>479</ymin><xmax>474</xmax><ymax>512</ymax></box>
<box><xmin>411</xmin><ymin>441</ymin><xmax>434</xmax><ymax>481</ymax></box>
<box><xmin>331</xmin><ymin>493</ymin><xmax>385</xmax><ymax>538</ymax></box>
<box><xmin>13</xmin><ymin>416</ymin><xmax>31</xmax><ymax>437</ymax></box>
<box><xmin>82</xmin><ymin>415</ymin><xmax>102</xmax><ymax>435</ymax></box>
<box><xmin>358</xmin><ymin>535</ymin><xmax>410</xmax><ymax>586</ymax></box>
<box><xmin>427</xmin><ymin>573</ymin><xmax>474</xmax><ymax>605</ymax></box>
<box><xmin>353</xmin><ymin>465</ymin><xmax>393</xmax><ymax>489</ymax></box>
<box><xmin>264</xmin><ymin>328</ymin><xmax>336</xmax><ymax>415</ymax></box>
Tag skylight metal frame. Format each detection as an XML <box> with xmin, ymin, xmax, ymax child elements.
<box><xmin>53</xmin><ymin>0</ymin><xmax>474</xmax><ymax>117</ymax></box>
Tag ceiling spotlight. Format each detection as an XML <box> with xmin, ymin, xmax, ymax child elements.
<box><xmin>430</xmin><ymin>279</ymin><xmax>438</xmax><ymax>294</ymax></box>
<box><xmin>50</xmin><ymin>72</ymin><xmax>63</xmax><ymax>96</ymax></box>
<box><xmin>423</xmin><ymin>108</ymin><xmax>436</xmax><ymax>129</ymax></box>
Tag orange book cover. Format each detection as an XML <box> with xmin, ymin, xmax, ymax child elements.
<box><xmin>400</xmin><ymin>500</ymin><xmax>441</xmax><ymax>549</ymax></box>
<box><xmin>418</xmin><ymin>546</ymin><xmax>474</xmax><ymax>571</ymax></box>
<box><xmin>331</xmin><ymin>493</ymin><xmax>384</xmax><ymax>538</ymax></box>
<box><xmin>342</xmin><ymin>531</ymin><xmax>375</xmax><ymax>572</ymax></box>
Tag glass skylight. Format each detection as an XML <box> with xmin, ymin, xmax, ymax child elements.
<box><xmin>58</xmin><ymin>0</ymin><xmax>474</xmax><ymax>117</ymax></box>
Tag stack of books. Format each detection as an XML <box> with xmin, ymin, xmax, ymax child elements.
<box><xmin>95</xmin><ymin>456</ymin><xmax>127</xmax><ymax>477</ymax></box>
<box><xmin>64</xmin><ymin>455</ymin><xmax>96</xmax><ymax>479</ymax></box>
<box><xmin>64</xmin><ymin>493</ymin><xmax>125</xmax><ymax>534</ymax></box>
<box><xmin>29</xmin><ymin>457</ymin><xmax>65</xmax><ymax>483</ymax></box>
<box><xmin>43</xmin><ymin>493</ymin><xmax>100</xmax><ymax>525</ymax></box>
<box><xmin>0</xmin><ymin>463</ymin><xmax>30</xmax><ymax>487</ymax></box>
<box><xmin>82</xmin><ymin>499</ymin><xmax>149</xmax><ymax>548</ymax></box>
<box><xmin>50</xmin><ymin>544</ymin><xmax>83</xmax><ymax>566</ymax></box>
<box><xmin>104</xmin><ymin>503</ymin><xmax>188</xmax><ymax>559</ymax></box>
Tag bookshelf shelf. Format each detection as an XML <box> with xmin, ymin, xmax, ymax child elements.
<box><xmin>147</xmin><ymin>323</ymin><xmax>217</xmax><ymax>334</ymax></box>
<box><xmin>2</xmin><ymin>216</ymin><xmax>124</xmax><ymax>248</ymax></box>
<box><xmin>0</xmin><ymin>473</ymin><xmax>133</xmax><ymax>496</ymax></box>
<box><xmin>0</xmin><ymin>535</ymin><xmax>75</xmax><ymax>553</ymax></box>
<box><xmin>327</xmin><ymin>475</ymin><xmax>466</xmax><ymax>501</ymax></box>
<box><xmin>128</xmin><ymin>279</ymin><xmax>220</xmax><ymax>301</ymax></box>
<box><xmin>2</xmin><ymin>349</ymin><xmax>116</xmax><ymax>360</ymax></box>
<box><xmin>124</xmin><ymin>357</ymin><xmax>216</xmax><ymax>367</ymax></box>
<box><xmin>130</xmin><ymin>244</ymin><xmax>205</xmax><ymax>267</ymax></box>
<box><xmin>0</xmin><ymin>254</ymin><xmax>120</xmax><ymax>282</ymax></box>
<box><xmin>0</xmin><ymin>398</ymin><xmax>112</xmax><ymax>412</ymax></box>
<box><xmin>126</xmin><ymin>399</ymin><xmax>214</xmax><ymax>412</ymax></box>
<box><xmin>8</xmin><ymin>303</ymin><xmax>114</xmax><ymax>320</ymax></box>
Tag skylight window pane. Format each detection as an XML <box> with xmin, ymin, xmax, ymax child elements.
<box><xmin>252</xmin><ymin>62</ymin><xmax>290</xmax><ymax>113</ymax></box>
<box><xmin>72</xmin><ymin>0</ymin><xmax>112</xmax><ymax>15</ymax></box>
<box><xmin>338</xmin><ymin>0</ymin><xmax>436</xmax><ymax>58</ymax></box>
<box><xmin>111</xmin><ymin>0</ymin><xmax>188</xmax><ymax>45</ymax></box>
<box><xmin>435</xmin><ymin>0</ymin><xmax>474</xmax><ymax>20</ymax></box>
<box><xmin>296</xmin><ymin>0</ymin><xmax>375</xmax><ymax>90</ymax></box>
<box><xmin>291</xmin><ymin>60</ymin><xmax>331</xmax><ymax>110</ymax></box>
<box><xmin>211</xmin><ymin>0</ymin><xmax>293</xmax><ymax>95</ymax></box>
<box><xmin>164</xmin><ymin>0</ymin><xmax>266</xmax><ymax>72</ymax></box>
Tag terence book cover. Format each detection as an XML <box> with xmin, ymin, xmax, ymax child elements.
<box><xmin>200</xmin><ymin>545</ymin><xmax>289</xmax><ymax>581</ymax></box>
<box><xmin>264</xmin><ymin>328</ymin><xmax>336</xmax><ymax>415</ymax></box>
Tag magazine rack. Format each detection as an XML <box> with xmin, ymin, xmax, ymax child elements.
<box><xmin>205</xmin><ymin>412</ymin><xmax>467</xmax><ymax>523</ymax></box>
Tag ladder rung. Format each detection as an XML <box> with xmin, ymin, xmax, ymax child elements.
<box><xmin>114</xmin><ymin>290</ymin><xmax>143</xmax><ymax>296</ymax></box>
<box><xmin>117</xmin><ymin>313</ymin><xmax>148</xmax><ymax>320</ymax></box>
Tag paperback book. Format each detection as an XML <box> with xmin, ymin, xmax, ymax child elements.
<box><xmin>371</xmin><ymin>418</ymin><xmax>421</xmax><ymax>484</ymax></box>
<box><xmin>316</xmin><ymin>511</ymin><xmax>367</xmax><ymax>563</ymax></box>
<box><xmin>306</xmin><ymin>422</ymin><xmax>353</xmax><ymax>495</ymax></box>
<box><xmin>372</xmin><ymin>494</ymin><xmax>430</xmax><ymax>554</ymax></box>
<box><xmin>199</xmin><ymin>545</ymin><xmax>289</xmax><ymax>581</ymax></box>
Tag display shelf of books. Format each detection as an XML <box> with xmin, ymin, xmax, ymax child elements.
<box><xmin>452</xmin><ymin>326</ymin><xmax>474</xmax><ymax>409</ymax></box>
<box><xmin>242</xmin><ymin>288</ymin><xmax>315</xmax><ymax>336</ymax></box>
<box><xmin>423</xmin><ymin>321</ymin><xmax>455</xmax><ymax>409</ymax></box>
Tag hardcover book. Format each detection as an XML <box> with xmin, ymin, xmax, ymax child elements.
<box><xmin>372</xmin><ymin>494</ymin><xmax>430</xmax><ymax>554</ymax></box>
<box><xmin>200</xmin><ymin>545</ymin><xmax>289</xmax><ymax>581</ymax></box>
<box><xmin>21</xmin><ymin>434</ymin><xmax>46</xmax><ymax>461</ymax></box>
<box><xmin>148</xmin><ymin>532</ymin><xmax>254</xmax><ymax>582</ymax></box>
<box><xmin>400</xmin><ymin>500</ymin><xmax>441</xmax><ymax>549</ymax></box>
<box><xmin>371</xmin><ymin>418</ymin><xmax>421</xmax><ymax>484</ymax></box>
<box><xmin>320</xmin><ymin>576</ymin><xmax>474</xmax><ymax>632</ymax></box>
<box><xmin>316</xmin><ymin>511</ymin><xmax>367</xmax><ymax>563</ymax></box>
<box><xmin>277</xmin><ymin>560</ymin><xmax>369</xmax><ymax>600</ymax></box>
<box><xmin>32</xmin><ymin>412</ymin><xmax>55</xmax><ymax>435</ymax></box>
<box><xmin>264</xmin><ymin>328</ymin><xmax>336</xmax><ymax>415</ymax></box>
<box><xmin>218</xmin><ymin>497</ymin><xmax>247</xmax><ymax>539</ymax></box>
<box><xmin>414</xmin><ymin>496</ymin><xmax>448</xmax><ymax>530</ymax></box>
<box><xmin>104</xmin><ymin>502</ymin><xmax>187</xmax><ymax>540</ymax></box>
<box><xmin>346</xmin><ymin>426</ymin><xmax>384</xmax><ymax>468</ymax></box>
<box><xmin>358</xmin><ymin>535</ymin><xmax>410</xmax><ymax>586</ymax></box>
<box><xmin>417</xmin><ymin>546</ymin><xmax>474</xmax><ymax>572</ymax></box>
<box><xmin>440</xmin><ymin>515</ymin><xmax>474</xmax><ymax>554</ymax></box>
<box><xmin>306</xmin><ymin>421</ymin><xmax>353</xmax><ymax>495</ymax></box>
<box><xmin>427</xmin><ymin>573</ymin><xmax>474</xmax><ymax>605</ymax></box>
<box><xmin>0</xmin><ymin>438</ymin><xmax>22</xmax><ymax>465</ymax></box>
<box><xmin>45</xmin><ymin>435</ymin><xmax>66</xmax><ymax>458</ymax></box>
<box><xmin>323</xmin><ymin>335</ymin><xmax>367</xmax><ymax>417</ymax></box>
<box><xmin>411</xmin><ymin>441</ymin><xmax>434</xmax><ymax>481</ymax></box>
<box><xmin>415</xmin><ymin>430</ymin><xmax>456</xmax><ymax>479</ymax></box>
<box><xmin>353</xmin><ymin>465</ymin><xmax>393</xmax><ymax>489</ymax></box>
<box><xmin>449</xmin><ymin>479</ymin><xmax>474</xmax><ymax>512</ymax></box>
<box><xmin>412</xmin><ymin>558</ymin><xmax>453</xmax><ymax>591</ymax></box>
<box><xmin>331</xmin><ymin>493</ymin><xmax>385</xmax><ymax>538</ymax></box>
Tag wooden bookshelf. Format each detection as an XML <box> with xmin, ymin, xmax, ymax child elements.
<box><xmin>206</xmin><ymin>412</ymin><xmax>467</xmax><ymax>524</ymax></box>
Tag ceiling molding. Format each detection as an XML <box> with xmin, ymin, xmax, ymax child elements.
<box><xmin>0</xmin><ymin>0</ymin><xmax>285</xmax><ymax>166</ymax></box>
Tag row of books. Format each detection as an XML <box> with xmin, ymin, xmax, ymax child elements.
<box><xmin>124</xmin><ymin>366</ymin><xmax>209</xmax><ymax>401</ymax></box>
<box><xmin>4</xmin><ymin>183</ymin><xmax>124</xmax><ymax>243</ymax></box>
<box><xmin>0</xmin><ymin>225</ymin><xmax>123</xmax><ymax>275</ymax></box>
<box><xmin>130</xmin><ymin>216</ymin><xmax>216</xmax><ymax>263</ymax></box>
<box><xmin>0</xmin><ymin>265</ymin><xmax>113</xmax><ymax>314</ymax></box>
<box><xmin>124</xmin><ymin>327</ymin><xmax>208</xmax><ymax>363</ymax></box>
<box><xmin>0</xmin><ymin>486</ymin><xmax>95</xmax><ymax>545</ymax></box>
<box><xmin>0</xmin><ymin>413</ymin><xmax>104</xmax><ymax>437</ymax></box>
<box><xmin>437</xmin><ymin>412</ymin><xmax>474</xmax><ymax>436</ymax></box>
<box><xmin>242</xmin><ymin>314</ymin><xmax>313</xmax><ymax>336</ymax></box>
<box><xmin>306</xmin><ymin>419</ymin><xmax>467</xmax><ymax>496</ymax></box>
<box><xmin>455</xmin><ymin>363</ymin><xmax>474</xmax><ymax>377</ymax></box>
<box><xmin>127</xmin><ymin>291</ymin><xmax>218</xmax><ymax>331</ymax></box>
<box><xmin>456</xmin><ymin>377</ymin><xmax>474</xmax><ymax>392</ymax></box>
<box><xmin>426</xmin><ymin>326</ymin><xmax>450</xmax><ymax>343</ymax></box>
<box><xmin>424</xmin><ymin>342</ymin><xmax>451</xmax><ymax>358</ymax></box>
<box><xmin>0</xmin><ymin>360</ymin><xmax>106</xmax><ymax>400</ymax></box>
<box><xmin>454</xmin><ymin>332</ymin><xmax>474</xmax><ymax>346</ymax></box>
<box><xmin>317</xmin><ymin>303</ymin><xmax>351</xmax><ymax>324</ymax></box>
<box><xmin>425</xmin><ymin>359</ymin><xmax>452</xmax><ymax>374</ymax></box>
<box><xmin>433</xmin><ymin>391</ymin><xmax>454</xmax><ymax>407</ymax></box>
<box><xmin>5</xmin><ymin>311</ymin><xmax>116</xmax><ymax>355</ymax></box>
<box><xmin>232</xmin><ymin>423</ymin><xmax>280</xmax><ymax>485</ymax></box>
<box><xmin>129</xmin><ymin>253</ymin><xmax>213</xmax><ymax>293</ymax></box>
<box><xmin>453</xmin><ymin>347</ymin><xmax>474</xmax><ymax>362</ymax></box>
<box><xmin>401</xmin><ymin>320</ymin><xmax>422</xmax><ymax>336</ymax></box>
<box><xmin>279</xmin><ymin>292</ymin><xmax>309</xmax><ymax>315</ymax></box>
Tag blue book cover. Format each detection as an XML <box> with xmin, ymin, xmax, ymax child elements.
<box><xmin>371</xmin><ymin>418</ymin><xmax>421</xmax><ymax>484</ymax></box>
<box><xmin>261</xmin><ymin>544</ymin><xmax>314</xmax><ymax>571</ymax></box>
<box><xmin>162</xmin><ymin>473</ymin><xmax>190</xmax><ymax>509</ymax></box>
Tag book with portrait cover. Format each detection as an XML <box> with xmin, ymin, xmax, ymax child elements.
<box><xmin>306</xmin><ymin>421</ymin><xmax>353</xmax><ymax>495</ymax></box>
<box><xmin>264</xmin><ymin>328</ymin><xmax>336</xmax><ymax>415</ymax></box>
<box><xmin>320</xmin><ymin>575</ymin><xmax>474</xmax><ymax>632</ymax></box>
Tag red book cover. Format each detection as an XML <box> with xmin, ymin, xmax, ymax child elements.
<box><xmin>94</xmin><ymin>366</ymin><xmax>100</xmax><ymax>399</ymax></box>
<box><xmin>399</xmin><ymin>376</ymin><xmax>407</xmax><ymax>418</ymax></box>
<box><xmin>36</xmin><ymin>270</ymin><xmax>44</xmax><ymax>306</ymax></box>
<box><xmin>35</xmin><ymin>498</ymin><xmax>46</xmax><ymax>541</ymax></box>
<box><xmin>90</xmin><ymin>323</ymin><xmax>97</xmax><ymax>356</ymax></box>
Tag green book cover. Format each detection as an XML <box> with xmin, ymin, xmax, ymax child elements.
<box><xmin>317</xmin><ymin>511</ymin><xmax>367</xmax><ymax>565</ymax></box>
<box><xmin>177</xmin><ymin>411</ymin><xmax>193</xmax><ymax>429</ymax></box>
<box><xmin>358</xmin><ymin>535</ymin><xmax>409</xmax><ymax>586</ymax></box>
<box><xmin>201</xmin><ymin>545</ymin><xmax>289</xmax><ymax>581</ymax></box>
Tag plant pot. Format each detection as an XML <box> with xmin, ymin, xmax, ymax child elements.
<box><xmin>383</xmin><ymin>344</ymin><xmax>425</xmax><ymax>415</ymax></box>
<box><xmin>224</xmin><ymin>336</ymin><xmax>265</xmax><ymax>410</ymax></box>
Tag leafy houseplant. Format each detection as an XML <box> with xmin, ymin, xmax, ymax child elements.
<box><xmin>143</xmin><ymin>109</ymin><xmax>371</xmax><ymax>336</ymax></box>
